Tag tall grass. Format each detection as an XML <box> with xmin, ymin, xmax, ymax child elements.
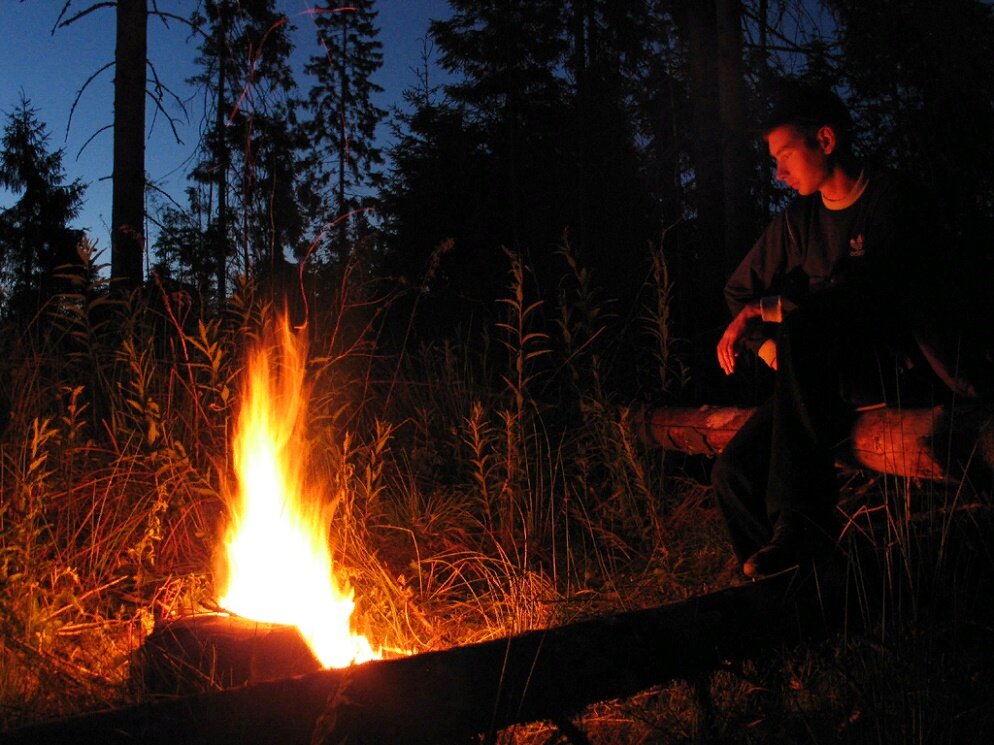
<box><xmin>1</xmin><ymin>238</ymin><xmax>988</xmax><ymax>743</ymax></box>
<box><xmin>0</xmin><ymin>237</ymin><xmax>706</xmax><ymax>732</ymax></box>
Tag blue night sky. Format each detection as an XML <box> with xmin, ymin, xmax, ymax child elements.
<box><xmin>0</xmin><ymin>0</ymin><xmax>452</xmax><ymax>255</ymax></box>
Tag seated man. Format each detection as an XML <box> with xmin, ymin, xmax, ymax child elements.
<box><xmin>712</xmin><ymin>82</ymin><xmax>944</xmax><ymax>579</ymax></box>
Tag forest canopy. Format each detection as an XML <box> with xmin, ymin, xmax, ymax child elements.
<box><xmin>3</xmin><ymin>0</ymin><xmax>993</xmax><ymax>395</ymax></box>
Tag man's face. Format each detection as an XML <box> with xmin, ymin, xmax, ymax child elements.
<box><xmin>765</xmin><ymin>124</ymin><xmax>833</xmax><ymax>196</ymax></box>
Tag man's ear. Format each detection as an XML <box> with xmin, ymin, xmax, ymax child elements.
<box><xmin>817</xmin><ymin>125</ymin><xmax>837</xmax><ymax>155</ymax></box>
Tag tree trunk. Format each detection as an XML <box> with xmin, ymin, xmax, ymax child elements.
<box><xmin>634</xmin><ymin>404</ymin><xmax>994</xmax><ymax>481</ymax></box>
<box><xmin>337</xmin><ymin>22</ymin><xmax>349</xmax><ymax>251</ymax></box>
<box><xmin>214</xmin><ymin>5</ymin><xmax>230</xmax><ymax>305</ymax></box>
<box><xmin>570</xmin><ymin>0</ymin><xmax>589</xmax><ymax>258</ymax></box>
<box><xmin>715</xmin><ymin>0</ymin><xmax>755</xmax><ymax>274</ymax></box>
<box><xmin>674</xmin><ymin>1</ymin><xmax>751</xmax><ymax>349</ymax></box>
<box><xmin>680</xmin><ymin>1</ymin><xmax>723</xmax><ymax>257</ymax></box>
<box><xmin>111</xmin><ymin>0</ymin><xmax>148</xmax><ymax>292</ymax></box>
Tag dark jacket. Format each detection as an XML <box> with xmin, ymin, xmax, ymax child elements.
<box><xmin>724</xmin><ymin>170</ymin><xmax>987</xmax><ymax>399</ymax></box>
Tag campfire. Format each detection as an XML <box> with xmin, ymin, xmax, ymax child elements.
<box><xmin>214</xmin><ymin>315</ymin><xmax>379</xmax><ymax>669</ymax></box>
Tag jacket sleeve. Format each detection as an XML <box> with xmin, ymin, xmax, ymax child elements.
<box><xmin>723</xmin><ymin>210</ymin><xmax>794</xmax><ymax>353</ymax></box>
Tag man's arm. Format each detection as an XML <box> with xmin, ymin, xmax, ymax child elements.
<box><xmin>716</xmin><ymin>297</ymin><xmax>783</xmax><ymax>375</ymax></box>
<box><xmin>717</xmin><ymin>300</ymin><xmax>761</xmax><ymax>375</ymax></box>
<box><xmin>717</xmin><ymin>213</ymin><xmax>794</xmax><ymax>374</ymax></box>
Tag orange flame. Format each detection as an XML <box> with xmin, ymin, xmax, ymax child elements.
<box><xmin>216</xmin><ymin>317</ymin><xmax>378</xmax><ymax>668</ymax></box>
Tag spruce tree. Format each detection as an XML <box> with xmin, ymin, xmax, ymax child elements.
<box><xmin>0</xmin><ymin>97</ymin><xmax>86</xmax><ymax>317</ymax></box>
<box><xmin>302</xmin><ymin>1</ymin><xmax>385</xmax><ymax>262</ymax></box>
<box><xmin>382</xmin><ymin>1</ymin><xmax>662</xmax><ymax>317</ymax></box>
<box><xmin>187</xmin><ymin>0</ymin><xmax>308</xmax><ymax>301</ymax></box>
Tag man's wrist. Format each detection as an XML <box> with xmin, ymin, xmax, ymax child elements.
<box><xmin>759</xmin><ymin>295</ymin><xmax>783</xmax><ymax>323</ymax></box>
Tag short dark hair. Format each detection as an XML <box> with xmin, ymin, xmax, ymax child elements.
<box><xmin>761</xmin><ymin>81</ymin><xmax>852</xmax><ymax>143</ymax></box>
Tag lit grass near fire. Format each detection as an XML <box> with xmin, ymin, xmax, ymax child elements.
<box><xmin>216</xmin><ymin>318</ymin><xmax>378</xmax><ymax>668</ymax></box>
<box><xmin>0</xmin><ymin>248</ymin><xmax>986</xmax><ymax>742</ymax></box>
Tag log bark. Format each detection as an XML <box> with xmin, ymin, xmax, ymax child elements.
<box><xmin>635</xmin><ymin>404</ymin><xmax>994</xmax><ymax>481</ymax></box>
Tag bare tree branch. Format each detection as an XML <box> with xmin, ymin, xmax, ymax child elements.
<box><xmin>52</xmin><ymin>1</ymin><xmax>74</xmax><ymax>33</ymax></box>
<box><xmin>56</xmin><ymin>5</ymin><xmax>193</xmax><ymax>151</ymax></box>
<box><xmin>742</xmin><ymin>41</ymin><xmax>842</xmax><ymax>62</ymax></box>
<box><xmin>740</xmin><ymin>3</ymin><xmax>842</xmax><ymax>61</ymax></box>
<box><xmin>146</xmin><ymin>180</ymin><xmax>187</xmax><ymax>213</ymax></box>
<box><xmin>147</xmin><ymin>61</ymin><xmax>188</xmax><ymax>145</ymax></box>
<box><xmin>56</xmin><ymin>1</ymin><xmax>116</xmax><ymax>29</ymax></box>
<box><xmin>65</xmin><ymin>61</ymin><xmax>114</xmax><ymax>143</ymax></box>
<box><xmin>150</xmin><ymin>9</ymin><xmax>201</xmax><ymax>35</ymax></box>
<box><xmin>75</xmin><ymin>123</ymin><xmax>113</xmax><ymax>161</ymax></box>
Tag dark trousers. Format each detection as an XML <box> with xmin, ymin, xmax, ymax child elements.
<box><xmin>711</xmin><ymin>299</ymin><xmax>906</xmax><ymax>562</ymax></box>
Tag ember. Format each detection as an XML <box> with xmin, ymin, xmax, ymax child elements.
<box><xmin>215</xmin><ymin>316</ymin><xmax>379</xmax><ymax>668</ymax></box>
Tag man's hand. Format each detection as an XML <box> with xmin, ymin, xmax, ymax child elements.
<box><xmin>717</xmin><ymin>301</ymin><xmax>762</xmax><ymax>375</ymax></box>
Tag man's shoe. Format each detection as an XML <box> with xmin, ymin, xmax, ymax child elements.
<box><xmin>742</xmin><ymin>530</ymin><xmax>802</xmax><ymax>579</ymax></box>
<box><xmin>742</xmin><ymin>542</ymin><xmax>800</xmax><ymax>578</ymax></box>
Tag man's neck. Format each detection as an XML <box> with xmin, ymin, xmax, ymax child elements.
<box><xmin>819</xmin><ymin>166</ymin><xmax>860</xmax><ymax>202</ymax></box>
<box><xmin>819</xmin><ymin>166</ymin><xmax>866</xmax><ymax>210</ymax></box>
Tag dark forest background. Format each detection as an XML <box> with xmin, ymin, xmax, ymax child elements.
<box><xmin>2</xmin><ymin>2</ymin><xmax>994</xmax><ymax>737</ymax></box>
<box><xmin>3</xmin><ymin>0</ymin><xmax>994</xmax><ymax>402</ymax></box>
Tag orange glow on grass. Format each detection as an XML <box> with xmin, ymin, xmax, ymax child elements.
<box><xmin>216</xmin><ymin>317</ymin><xmax>378</xmax><ymax>668</ymax></box>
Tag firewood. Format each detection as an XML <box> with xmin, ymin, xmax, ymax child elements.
<box><xmin>137</xmin><ymin>614</ymin><xmax>322</xmax><ymax>696</ymax></box>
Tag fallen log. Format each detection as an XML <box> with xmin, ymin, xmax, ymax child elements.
<box><xmin>3</xmin><ymin>507</ymin><xmax>991</xmax><ymax>745</ymax></box>
<box><xmin>0</xmin><ymin>569</ymin><xmax>845</xmax><ymax>745</ymax></box>
<box><xmin>634</xmin><ymin>403</ymin><xmax>994</xmax><ymax>481</ymax></box>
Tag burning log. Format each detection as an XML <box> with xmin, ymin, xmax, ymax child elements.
<box><xmin>635</xmin><ymin>403</ymin><xmax>994</xmax><ymax>481</ymax></box>
<box><xmin>137</xmin><ymin>614</ymin><xmax>322</xmax><ymax>695</ymax></box>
